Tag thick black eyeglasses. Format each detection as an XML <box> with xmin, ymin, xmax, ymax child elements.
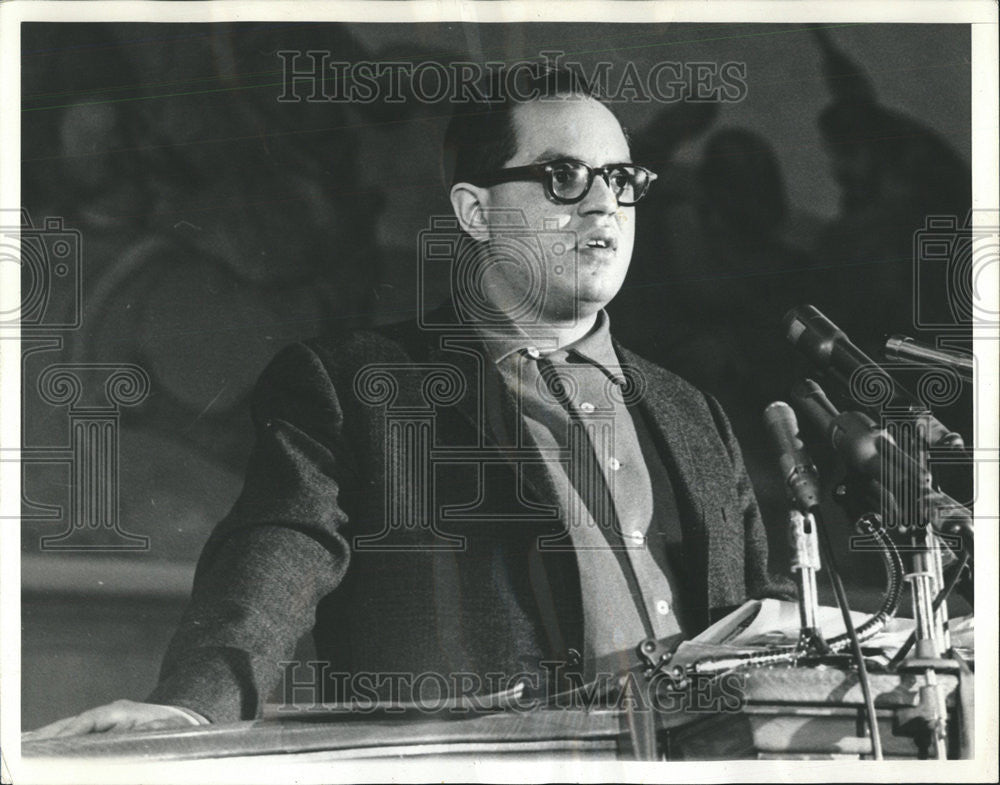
<box><xmin>473</xmin><ymin>159</ymin><xmax>658</xmax><ymax>205</ymax></box>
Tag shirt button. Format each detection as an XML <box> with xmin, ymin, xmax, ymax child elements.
<box><xmin>656</xmin><ymin>600</ymin><xmax>671</xmax><ymax>616</ymax></box>
<box><xmin>579</xmin><ymin>401</ymin><xmax>595</xmax><ymax>413</ymax></box>
<box><xmin>525</xmin><ymin>346</ymin><xmax>541</xmax><ymax>359</ymax></box>
<box><xmin>608</xmin><ymin>457</ymin><xmax>621</xmax><ymax>471</ymax></box>
<box><xmin>628</xmin><ymin>530</ymin><xmax>645</xmax><ymax>544</ymax></box>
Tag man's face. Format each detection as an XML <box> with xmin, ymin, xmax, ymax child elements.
<box><xmin>477</xmin><ymin>96</ymin><xmax>636</xmax><ymax>326</ymax></box>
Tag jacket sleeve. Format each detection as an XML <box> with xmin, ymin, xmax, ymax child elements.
<box><xmin>704</xmin><ymin>393</ymin><xmax>796</xmax><ymax>603</ymax></box>
<box><xmin>147</xmin><ymin>342</ymin><xmax>356</xmax><ymax>723</ymax></box>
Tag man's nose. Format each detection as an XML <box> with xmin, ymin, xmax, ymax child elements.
<box><xmin>578</xmin><ymin>173</ymin><xmax>619</xmax><ymax>214</ymax></box>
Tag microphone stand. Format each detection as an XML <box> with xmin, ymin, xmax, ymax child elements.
<box><xmin>832</xmin><ymin>408</ymin><xmax>963</xmax><ymax>760</ymax></box>
<box><xmin>787</xmin><ymin>509</ymin><xmax>827</xmax><ymax>653</ymax></box>
<box><xmin>884</xmin><ymin>408</ymin><xmax>965</xmax><ymax>760</ymax></box>
<box><xmin>896</xmin><ymin>541</ymin><xmax>957</xmax><ymax>759</ymax></box>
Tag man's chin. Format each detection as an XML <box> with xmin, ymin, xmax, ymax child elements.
<box><xmin>574</xmin><ymin>280</ymin><xmax>625</xmax><ymax>311</ymax></box>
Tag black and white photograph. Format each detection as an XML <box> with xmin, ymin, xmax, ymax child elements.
<box><xmin>1</xmin><ymin>1</ymin><xmax>997</xmax><ymax>782</ymax></box>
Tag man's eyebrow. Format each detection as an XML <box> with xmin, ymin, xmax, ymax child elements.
<box><xmin>529</xmin><ymin>149</ymin><xmax>569</xmax><ymax>164</ymax></box>
<box><xmin>528</xmin><ymin>150</ymin><xmax>635</xmax><ymax>165</ymax></box>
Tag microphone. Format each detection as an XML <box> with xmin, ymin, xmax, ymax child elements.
<box><xmin>792</xmin><ymin>379</ymin><xmax>929</xmax><ymax>488</ymax></box>
<box><xmin>783</xmin><ymin>305</ymin><xmax>964</xmax><ymax>449</ymax></box>
<box><xmin>791</xmin><ymin>379</ymin><xmax>973</xmax><ymax>560</ymax></box>
<box><xmin>763</xmin><ymin>401</ymin><xmax>823</xmax><ymax>635</ymax></box>
<box><xmin>790</xmin><ymin>376</ymin><xmax>839</xmax><ymax>431</ymax></box>
<box><xmin>763</xmin><ymin>401</ymin><xmax>821</xmax><ymax>512</ymax></box>
<box><xmin>884</xmin><ymin>335</ymin><xmax>973</xmax><ymax>382</ymax></box>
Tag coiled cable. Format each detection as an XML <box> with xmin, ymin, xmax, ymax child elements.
<box><xmin>683</xmin><ymin>516</ymin><xmax>903</xmax><ymax>677</ymax></box>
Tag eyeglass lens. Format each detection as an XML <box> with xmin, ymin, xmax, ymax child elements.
<box><xmin>549</xmin><ymin>162</ymin><xmax>647</xmax><ymax>203</ymax></box>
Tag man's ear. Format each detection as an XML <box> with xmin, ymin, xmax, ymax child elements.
<box><xmin>449</xmin><ymin>183</ymin><xmax>491</xmax><ymax>242</ymax></box>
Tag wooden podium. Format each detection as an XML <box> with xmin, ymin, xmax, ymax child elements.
<box><xmin>23</xmin><ymin>665</ymin><xmax>970</xmax><ymax>762</ymax></box>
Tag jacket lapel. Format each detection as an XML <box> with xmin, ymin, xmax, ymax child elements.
<box><xmin>425</xmin><ymin>331</ymin><xmax>563</xmax><ymax>521</ymax></box>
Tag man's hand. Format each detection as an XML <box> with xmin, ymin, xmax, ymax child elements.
<box><xmin>23</xmin><ymin>700</ymin><xmax>207</xmax><ymax>739</ymax></box>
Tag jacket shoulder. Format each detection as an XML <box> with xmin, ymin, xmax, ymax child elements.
<box><xmin>614</xmin><ymin>342</ymin><xmax>711</xmax><ymax>410</ymax></box>
<box><xmin>246</xmin><ymin>320</ymin><xmax>427</xmax><ymax>419</ymax></box>
<box><xmin>614</xmin><ymin>340</ymin><xmax>744</xmax><ymax>456</ymax></box>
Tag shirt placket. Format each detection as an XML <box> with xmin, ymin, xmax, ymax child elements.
<box><xmin>559</xmin><ymin>356</ymin><xmax>682</xmax><ymax>642</ymax></box>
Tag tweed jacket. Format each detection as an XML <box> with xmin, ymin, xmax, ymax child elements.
<box><xmin>148</xmin><ymin>309</ymin><xmax>792</xmax><ymax>723</ymax></box>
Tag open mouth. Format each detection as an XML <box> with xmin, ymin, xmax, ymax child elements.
<box><xmin>581</xmin><ymin>234</ymin><xmax>617</xmax><ymax>252</ymax></box>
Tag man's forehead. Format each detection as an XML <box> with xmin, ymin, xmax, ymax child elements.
<box><xmin>508</xmin><ymin>96</ymin><xmax>630</xmax><ymax>165</ymax></box>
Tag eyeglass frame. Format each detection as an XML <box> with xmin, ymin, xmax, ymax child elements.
<box><xmin>470</xmin><ymin>158</ymin><xmax>659</xmax><ymax>206</ymax></box>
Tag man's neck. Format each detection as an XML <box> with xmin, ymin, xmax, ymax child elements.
<box><xmin>515</xmin><ymin>311</ymin><xmax>600</xmax><ymax>351</ymax></box>
<box><xmin>473</xmin><ymin>276</ymin><xmax>603</xmax><ymax>351</ymax></box>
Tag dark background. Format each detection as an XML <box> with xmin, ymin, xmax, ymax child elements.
<box><xmin>19</xmin><ymin>22</ymin><xmax>973</xmax><ymax>727</ymax></box>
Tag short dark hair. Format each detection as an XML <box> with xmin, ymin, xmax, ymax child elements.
<box><xmin>442</xmin><ymin>64</ymin><xmax>615</xmax><ymax>189</ymax></box>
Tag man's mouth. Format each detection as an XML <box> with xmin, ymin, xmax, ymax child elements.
<box><xmin>580</xmin><ymin>233</ymin><xmax>618</xmax><ymax>252</ymax></box>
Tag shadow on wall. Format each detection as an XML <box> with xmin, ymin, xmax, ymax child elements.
<box><xmin>610</xmin><ymin>26</ymin><xmax>972</xmax><ymax>581</ymax></box>
<box><xmin>21</xmin><ymin>23</ymin><xmax>393</xmax><ymax>561</ymax></box>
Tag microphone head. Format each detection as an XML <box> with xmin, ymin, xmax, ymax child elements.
<box><xmin>764</xmin><ymin>401</ymin><xmax>805</xmax><ymax>456</ymax></box>
<box><xmin>763</xmin><ymin>400</ymin><xmax>821</xmax><ymax>511</ymax></box>
<box><xmin>783</xmin><ymin>304</ymin><xmax>845</xmax><ymax>367</ymax></box>
<box><xmin>763</xmin><ymin>400</ymin><xmax>797</xmax><ymax>431</ymax></box>
<box><xmin>791</xmin><ymin>378</ymin><xmax>838</xmax><ymax>416</ymax></box>
<box><xmin>883</xmin><ymin>334</ymin><xmax>909</xmax><ymax>361</ymax></box>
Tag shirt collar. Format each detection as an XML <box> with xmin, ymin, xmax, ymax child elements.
<box><xmin>475</xmin><ymin>310</ymin><xmax>626</xmax><ymax>386</ymax></box>
<box><xmin>473</xmin><ymin>318</ymin><xmax>550</xmax><ymax>365</ymax></box>
<box><xmin>561</xmin><ymin>310</ymin><xmax>627</xmax><ymax>386</ymax></box>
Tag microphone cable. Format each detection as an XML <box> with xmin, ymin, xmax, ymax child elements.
<box><xmin>813</xmin><ymin>507</ymin><xmax>885</xmax><ymax>760</ymax></box>
<box><xmin>685</xmin><ymin>523</ymin><xmax>902</xmax><ymax>664</ymax></box>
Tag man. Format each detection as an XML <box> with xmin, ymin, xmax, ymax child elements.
<box><xmin>28</xmin><ymin>67</ymin><xmax>790</xmax><ymax>737</ymax></box>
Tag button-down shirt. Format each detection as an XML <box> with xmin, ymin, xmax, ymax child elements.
<box><xmin>477</xmin><ymin>310</ymin><xmax>688</xmax><ymax>678</ymax></box>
